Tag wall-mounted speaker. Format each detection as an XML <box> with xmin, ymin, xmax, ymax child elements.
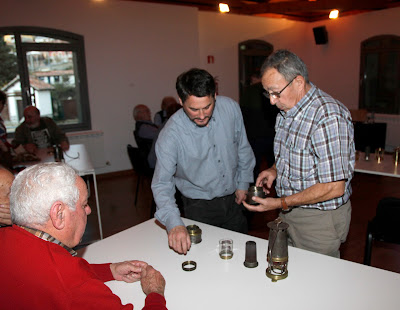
<box><xmin>313</xmin><ymin>26</ymin><xmax>328</xmax><ymax>45</ymax></box>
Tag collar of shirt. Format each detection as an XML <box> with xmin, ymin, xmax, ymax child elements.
<box><xmin>17</xmin><ymin>224</ymin><xmax>77</xmax><ymax>256</ymax></box>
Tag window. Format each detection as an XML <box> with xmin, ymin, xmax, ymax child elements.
<box><xmin>359</xmin><ymin>35</ymin><xmax>400</xmax><ymax>115</ymax></box>
<box><xmin>0</xmin><ymin>27</ymin><xmax>91</xmax><ymax>135</ymax></box>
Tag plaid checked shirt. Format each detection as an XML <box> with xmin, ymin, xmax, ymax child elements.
<box><xmin>18</xmin><ymin>225</ymin><xmax>77</xmax><ymax>256</ymax></box>
<box><xmin>274</xmin><ymin>84</ymin><xmax>355</xmax><ymax>210</ymax></box>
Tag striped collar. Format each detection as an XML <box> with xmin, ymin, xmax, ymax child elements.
<box><xmin>17</xmin><ymin>225</ymin><xmax>77</xmax><ymax>256</ymax></box>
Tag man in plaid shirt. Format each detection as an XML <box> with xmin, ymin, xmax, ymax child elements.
<box><xmin>244</xmin><ymin>50</ymin><xmax>355</xmax><ymax>258</ymax></box>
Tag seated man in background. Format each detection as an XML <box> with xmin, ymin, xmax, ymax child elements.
<box><xmin>154</xmin><ymin>96</ymin><xmax>178</xmax><ymax>127</ymax></box>
<box><xmin>12</xmin><ymin>106</ymin><xmax>69</xmax><ymax>154</ymax></box>
<box><xmin>0</xmin><ymin>167</ymin><xmax>14</xmax><ymax>226</ymax></box>
<box><xmin>0</xmin><ymin>162</ymin><xmax>167</xmax><ymax>310</ymax></box>
<box><xmin>148</xmin><ymin>102</ymin><xmax>181</xmax><ymax>169</ymax></box>
<box><xmin>133</xmin><ymin>104</ymin><xmax>158</xmax><ymax>155</ymax></box>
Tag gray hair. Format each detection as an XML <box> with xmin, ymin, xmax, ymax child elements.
<box><xmin>261</xmin><ymin>49</ymin><xmax>309</xmax><ymax>83</ymax></box>
<box><xmin>10</xmin><ymin>162</ymin><xmax>79</xmax><ymax>226</ymax></box>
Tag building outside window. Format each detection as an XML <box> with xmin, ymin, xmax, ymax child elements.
<box><xmin>0</xmin><ymin>27</ymin><xmax>91</xmax><ymax>135</ymax></box>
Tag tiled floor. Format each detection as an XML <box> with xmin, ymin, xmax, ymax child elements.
<box><xmin>82</xmin><ymin>170</ymin><xmax>400</xmax><ymax>273</ymax></box>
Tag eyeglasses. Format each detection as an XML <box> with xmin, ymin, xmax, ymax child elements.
<box><xmin>263</xmin><ymin>76</ymin><xmax>296</xmax><ymax>99</ymax></box>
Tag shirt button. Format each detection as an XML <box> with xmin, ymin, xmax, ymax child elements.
<box><xmin>218</xmin><ymin>160</ymin><xmax>221</xmax><ymax>163</ymax></box>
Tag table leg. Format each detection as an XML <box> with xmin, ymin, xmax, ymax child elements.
<box><xmin>91</xmin><ymin>172</ymin><xmax>103</xmax><ymax>239</ymax></box>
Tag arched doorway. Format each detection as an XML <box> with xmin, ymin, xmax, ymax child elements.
<box><xmin>238</xmin><ymin>40</ymin><xmax>273</xmax><ymax>99</ymax></box>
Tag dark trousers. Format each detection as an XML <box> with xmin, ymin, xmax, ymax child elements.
<box><xmin>181</xmin><ymin>193</ymin><xmax>248</xmax><ymax>233</ymax></box>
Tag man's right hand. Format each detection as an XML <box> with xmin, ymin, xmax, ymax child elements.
<box><xmin>256</xmin><ymin>166</ymin><xmax>277</xmax><ymax>192</ymax></box>
<box><xmin>168</xmin><ymin>225</ymin><xmax>191</xmax><ymax>254</ymax></box>
<box><xmin>140</xmin><ymin>265</ymin><xmax>166</xmax><ymax>296</ymax></box>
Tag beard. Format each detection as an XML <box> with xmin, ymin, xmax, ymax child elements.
<box><xmin>190</xmin><ymin>116</ymin><xmax>211</xmax><ymax>127</ymax></box>
<box><xmin>183</xmin><ymin>103</ymin><xmax>215</xmax><ymax>128</ymax></box>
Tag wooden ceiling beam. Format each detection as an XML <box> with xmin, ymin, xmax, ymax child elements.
<box><xmin>241</xmin><ymin>0</ymin><xmax>397</xmax><ymax>15</ymax></box>
<box><xmin>122</xmin><ymin>0</ymin><xmax>400</xmax><ymax>21</ymax></box>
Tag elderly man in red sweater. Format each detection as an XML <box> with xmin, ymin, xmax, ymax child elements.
<box><xmin>0</xmin><ymin>162</ymin><xmax>167</xmax><ymax>309</ymax></box>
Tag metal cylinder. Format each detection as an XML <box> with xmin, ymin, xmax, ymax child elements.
<box><xmin>186</xmin><ymin>225</ymin><xmax>202</xmax><ymax>244</ymax></box>
<box><xmin>246</xmin><ymin>186</ymin><xmax>266</xmax><ymax>205</ymax></box>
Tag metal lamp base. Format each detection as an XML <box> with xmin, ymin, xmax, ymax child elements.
<box><xmin>266</xmin><ymin>267</ymin><xmax>288</xmax><ymax>282</ymax></box>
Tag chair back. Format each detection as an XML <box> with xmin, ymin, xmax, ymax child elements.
<box><xmin>372</xmin><ymin>197</ymin><xmax>400</xmax><ymax>243</ymax></box>
<box><xmin>133</xmin><ymin>130</ymin><xmax>153</xmax><ymax>157</ymax></box>
<box><xmin>127</xmin><ymin>144</ymin><xmax>153</xmax><ymax>177</ymax></box>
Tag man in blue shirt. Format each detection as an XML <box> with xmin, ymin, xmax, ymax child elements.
<box><xmin>151</xmin><ymin>68</ymin><xmax>255</xmax><ymax>254</ymax></box>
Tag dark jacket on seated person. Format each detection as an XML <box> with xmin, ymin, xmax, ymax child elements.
<box><xmin>12</xmin><ymin>117</ymin><xmax>69</xmax><ymax>149</ymax></box>
<box><xmin>134</xmin><ymin>121</ymin><xmax>158</xmax><ymax>155</ymax></box>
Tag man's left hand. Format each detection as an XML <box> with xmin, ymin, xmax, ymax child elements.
<box><xmin>110</xmin><ymin>260</ymin><xmax>148</xmax><ymax>283</ymax></box>
<box><xmin>243</xmin><ymin>197</ymin><xmax>281</xmax><ymax>212</ymax></box>
<box><xmin>0</xmin><ymin>204</ymin><xmax>12</xmax><ymax>226</ymax></box>
<box><xmin>235</xmin><ymin>189</ymin><xmax>247</xmax><ymax>205</ymax></box>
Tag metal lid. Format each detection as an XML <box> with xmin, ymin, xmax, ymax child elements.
<box><xmin>186</xmin><ymin>224</ymin><xmax>202</xmax><ymax>236</ymax></box>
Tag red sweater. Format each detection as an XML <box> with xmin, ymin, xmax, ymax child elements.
<box><xmin>0</xmin><ymin>225</ymin><xmax>167</xmax><ymax>310</ymax></box>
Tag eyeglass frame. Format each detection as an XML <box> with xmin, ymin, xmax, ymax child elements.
<box><xmin>263</xmin><ymin>76</ymin><xmax>296</xmax><ymax>99</ymax></box>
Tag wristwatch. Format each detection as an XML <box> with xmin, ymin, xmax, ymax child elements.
<box><xmin>280</xmin><ymin>197</ymin><xmax>291</xmax><ymax>211</ymax></box>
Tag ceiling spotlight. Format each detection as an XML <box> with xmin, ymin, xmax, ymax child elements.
<box><xmin>219</xmin><ymin>3</ymin><xmax>230</xmax><ymax>13</ymax></box>
<box><xmin>329</xmin><ymin>9</ymin><xmax>339</xmax><ymax>19</ymax></box>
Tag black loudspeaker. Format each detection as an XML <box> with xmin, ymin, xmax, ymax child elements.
<box><xmin>313</xmin><ymin>26</ymin><xmax>328</xmax><ymax>45</ymax></box>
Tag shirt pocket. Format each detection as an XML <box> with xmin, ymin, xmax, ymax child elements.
<box><xmin>287</xmin><ymin>145</ymin><xmax>316</xmax><ymax>181</ymax></box>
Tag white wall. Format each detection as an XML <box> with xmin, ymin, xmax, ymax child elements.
<box><xmin>306</xmin><ymin>8</ymin><xmax>400</xmax><ymax>109</ymax></box>
<box><xmin>198</xmin><ymin>8</ymin><xmax>400</xmax><ymax>109</ymax></box>
<box><xmin>2</xmin><ymin>0</ymin><xmax>200</xmax><ymax>173</ymax></box>
<box><xmin>198</xmin><ymin>12</ymin><xmax>307</xmax><ymax>101</ymax></box>
<box><xmin>2</xmin><ymin>0</ymin><xmax>400</xmax><ymax>172</ymax></box>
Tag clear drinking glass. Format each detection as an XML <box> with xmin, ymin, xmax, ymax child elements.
<box><xmin>219</xmin><ymin>239</ymin><xmax>233</xmax><ymax>259</ymax></box>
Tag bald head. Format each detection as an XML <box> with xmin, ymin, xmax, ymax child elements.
<box><xmin>133</xmin><ymin>104</ymin><xmax>151</xmax><ymax>121</ymax></box>
<box><xmin>24</xmin><ymin>106</ymin><xmax>41</xmax><ymax>129</ymax></box>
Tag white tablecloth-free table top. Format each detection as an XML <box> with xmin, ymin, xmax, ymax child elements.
<box><xmin>80</xmin><ymin>218</ymin><xmax>400</xmax><ymax>310</ymax></box>
<box><xmin>355</xmin><ymin>152</ymin><xmax>399</xmax><ymax>178</ymax></box>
